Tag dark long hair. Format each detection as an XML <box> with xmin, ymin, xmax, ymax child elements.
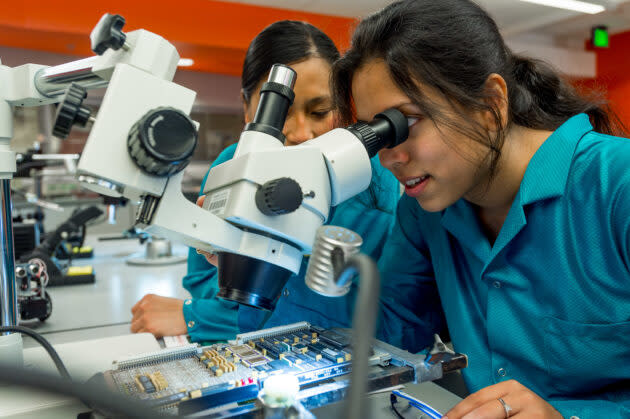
<box><xmin>333</xmin><ymin>0</ymin><xmax>625</xmax><ymax>176</ymax></box>
<box><xmin>241</xmin><ymin>20</ymin><xmax>340</xmax><ymax>105</ymax></box>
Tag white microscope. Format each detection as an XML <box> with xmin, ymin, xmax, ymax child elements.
<box><xmin>0</xmin><ymin>13</ymin><xmax>408</xmax><ymax>361</ymax></box>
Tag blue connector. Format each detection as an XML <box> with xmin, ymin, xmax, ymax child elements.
<box><xmin>391</xmin><ymin>389</ymin><xmax>443</xmax><ymax>419</ymax></box>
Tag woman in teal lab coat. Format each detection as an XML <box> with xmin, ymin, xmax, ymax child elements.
<box><xmin>332</xmin><ymin>0</ymin><xmax>630</xmax><ymax>418</ymax></box>
<box><xmin>130</xmin><ymin>21</ymin><xmax>400</xmax><ymax>342</ymax></box>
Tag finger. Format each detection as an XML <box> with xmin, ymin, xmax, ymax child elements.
<box><xmin>196</xmin><ymin>195</ymin><xmax>205</xmax><ymax>207</ymax></box>
<box><xmin>131</xmin><ymin>298</ymin><xmax>143</xmax><ymax>314</ymax></box>
<box><xmin>130</xmin><ymin>320</ymin><xmax>142</xmax><ymax>333</ymax></box>
<box><xmin>132</xmin><ymin>305</ymin><xmax>145</xmax><ymax>317</ymax></box>
<box><xmin>460</xmin><ymin>398</ymin><xmax>511</xmax><ymax>419</ymax></box>
<box><xmin>445</xmin><ymin>381</ymin><xmax>517</xmax><ymax>419</ymax></box>
<box><xmin>196</xmin><ymin>249</ymin><xmax>218</xmax><ymax>265</ymax></box>
<box><xmin>132</xmin><ymin>294</ymin><xmax>155</xmax><ymax>313</ymax></box>
<box><xmin>131</xmin><ymin>303</ymin><xmax>143</xmax><ymax>314</ymax></box>
<box><xmin>206</xmin><ymin>254</ymin><xmax>218</xmax><ymax>266</ymax></box>
<box><xmin>509</xmin><ymin>413</ymin><xmax>532</xmax><ymax>419</ymax></box>
<box><xmin>196</xmin><ymin>248</ymin><xmax>211</xmax><ymax>258</ymax></box>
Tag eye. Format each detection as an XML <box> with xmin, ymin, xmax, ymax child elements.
<box><xmin>405</xmin><ymin>115</ymin><xmax>423</xmax><ymax>129</ymax></box>
<box><xmin>311</xmin><ymin>109</ymin><xmax>331</xmax><ymax>119</ymax></box>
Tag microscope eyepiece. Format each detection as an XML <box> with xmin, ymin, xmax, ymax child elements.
<box><xmin>244</xmin><ymin>64</ymin><xmax>297</xmax><ymax>143</ymax></box>
<box><xmin>267</xmin><ymin>64</ymin><xmax>298</xmax><ymax>87</ymax></box>
<box><xmin>347</xmin><ymin>108</ymin><xmax>409</xmax><ymax>158</ymax></box>
<box><xmin>373</xmin><ymin>108</ymin><xmax>409</xmax><ymax>148</ymax></box>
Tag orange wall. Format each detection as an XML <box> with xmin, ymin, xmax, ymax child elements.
<box><xmin>581</xmin><ymin>30</ymin><xmax>630</xmax><ymax>124</ymax></box>
<box><xmin>0</xmin><ymin>1</ymin><xmax>356</xmax><ymax>76</ymax></box>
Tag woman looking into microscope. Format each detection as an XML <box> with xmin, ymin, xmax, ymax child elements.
<box><xmin>332</xmin><ymin>0</ymin><xmax>630</xmax><ymax>418</ymax></box>
<box><xmin>130</xmin><ymin>20</ymin><xmax>400</xmax><ymax>343</ymax></box>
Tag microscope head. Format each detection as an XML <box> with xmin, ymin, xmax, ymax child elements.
<box><xmin>207</xmin><ymin>64</ymin><xmax>299</xmax><ymax>311</ymax></box>
<box><xmin>42</xmin><ymin>14</ymin><xmax>198</xmax><ymax>200</ymax></box>
<box><xmin>203</xmin><ymin>64</ymin><xmax>409</xmax><ymax>310</ymax></box>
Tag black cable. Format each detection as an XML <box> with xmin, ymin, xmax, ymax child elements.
<box><xmin>0</xmin><ymin>326</ymin><xmax>70</xmax><ymax>379</ymax></box>
<box><xmin>390</xmin><ymin>393</ymin><xmax>406</xmax><ymax>419</ymax></box>
<box><xmin>0</xmin><ymin>365</ymin><xmax>156</xmax><ymax>418</ymax></box>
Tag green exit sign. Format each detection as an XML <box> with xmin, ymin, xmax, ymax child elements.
<box><xmin>592</xmin><ymin>26</ymin><xmax>609</xmax><ymax>48</ymax></box>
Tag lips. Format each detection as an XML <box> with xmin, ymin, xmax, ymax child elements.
<box><xmin>404</xmin><ymin>175</ymin><xmax>429</xmax><ymax>187</ymax></box>
<box><xmin>402</xmin><ymin>174</ymin><xmax>431</xmax><ymax>197</ymax></box>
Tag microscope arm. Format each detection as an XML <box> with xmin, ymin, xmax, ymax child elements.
<box><xmin>138</xmin><ymin>172</ymin><xmax>303</xmax><ymax>275</ymax></box>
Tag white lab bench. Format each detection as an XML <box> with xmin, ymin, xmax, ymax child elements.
<box><xmin>2</xmin><ymin>234</ymin><xmax>465</xmax><ymax>418</ymax></box>
<box><xmin>22</xmin><ymin>234</ymin><xmax>190</xmax><ymax>346</ymax></box>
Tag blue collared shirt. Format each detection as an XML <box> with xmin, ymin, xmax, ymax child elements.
<box><xmin>377</xmin><ymin>114</ymin><xmax>630</xmax><ymax>418</ymax></box>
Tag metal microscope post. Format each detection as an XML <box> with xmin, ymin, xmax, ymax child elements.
<box><xmin>0</xmin><ymin>57</ymin><xmax>107</xmax><ymax>332</ymax></box>
<box><xmin>0</xmin><ymin>178</ymin><xmax>16</xmax><ymax>332</ymax></box>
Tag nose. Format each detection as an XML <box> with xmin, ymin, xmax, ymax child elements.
<box><xmin>379</xmin><ymin>144</ymin><xmax>409</xmax><ymax>170</ymax></box>
<box><xmin>283</xmin><ymin>113</ymin><xmax>313</xmax><ymax>145</ymax></box>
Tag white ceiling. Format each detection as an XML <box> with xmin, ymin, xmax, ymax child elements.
<box><xmin>221</xmin><ymin>0</ymin><xmax>630</xmax><ymax>78</ymax></box>
<box><xmin>224</xmin><ymin>0</ymin><xmax>630</xmax><ymax>41</ymax></box>
<box><xmin>217</xmin><ymin>0</ymin><xmax>394</xmax><ymax>18</ymax></box>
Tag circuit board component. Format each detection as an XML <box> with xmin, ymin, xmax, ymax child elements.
<box><xmin>105</xmin><ymin>322</ymin><xmax>394</xmax><ymax>415</ymax></box>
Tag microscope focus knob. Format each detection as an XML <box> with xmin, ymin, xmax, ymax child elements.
<box><xmin>255</xmin><ymin>178</ymin><xmax>303</xmax><ymax>216</ymax></box>
<box><xmin>53</xmin><ymin>83</ymin><xmax>91</xmax><ymax>139</ymax></box>
<box><xmin>91</xmin><ymin>13</ymin><xmax>127</xmax><ymax>55</ymax></box>
<box><xmin>127</xmin><ymin>107</ymin><xmax>198</xmax><ymax>176</ymax></box>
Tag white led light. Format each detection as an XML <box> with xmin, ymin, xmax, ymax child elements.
<box><xmin>177</xmin><ymin>58</ymin><xmax>194</xmax><ymax>67</ymax></box>
<box><xmin>519</xmin><ymin>0</ymin><xmax>605</xmax><ymax>14</ymax></box>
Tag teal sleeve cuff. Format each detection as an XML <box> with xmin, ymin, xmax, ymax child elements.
<box><xmin>549</xmin><ymin>398</ymin><xmax>630</xmax><ymax>419</ymax></box>
<box><xmin>182</xmin><ymin>297</ymin><xmax>240</xmax><ymax>344</ymax></box>
<box><xmin>183</xmin><ymin>248</ymin><xmax>219</xmax><ymax>299</ymax></box>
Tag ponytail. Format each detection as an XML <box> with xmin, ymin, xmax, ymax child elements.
<box><xmin>508</xmin><ymin>55</ymin><xmax>625</xmax><ymax>136</ymax></box>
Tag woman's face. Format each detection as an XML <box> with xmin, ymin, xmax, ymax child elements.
<box><xmin>352</xmin><ymin>59</ymin><xmax>491</xmax><ymax>212</ymax></box>
<box><xmin>244</xmin><ymin>57</ymin><xmax>335</xmax><ymax>146</ymax></box>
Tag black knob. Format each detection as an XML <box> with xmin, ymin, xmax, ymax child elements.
<box><xmin>53</xmin><ymin>83</ymin><xmax>92</xmax><ymax>139</ymax></box>
<box><xmin>255</xmin><ymin>178</ymin><xmax>303</xmax><ymax>216</ymax></box>
<box><xmin>127</xmin><ymin>107</ymin><xmax>198</xmax><ymax>176</ymax></box>
<box><xmin>90</xmin><ymin>13</ymin><xmax>126</xmax><ymax>55</ymax></box>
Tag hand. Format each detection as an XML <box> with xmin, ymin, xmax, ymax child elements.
<box><xmin>130</xmin><ymin>294</ymin><xmax>187</xmax><ymax>338</ymax></box>
<box><xmin>444</xmin><ymin>379</ymin><xmax>562</xmax><ymax>419</ymax></box>
<box><xmin>195</xmin><ymin>195</ymin><xmax>218</xmax><ymax>266</ymax></box>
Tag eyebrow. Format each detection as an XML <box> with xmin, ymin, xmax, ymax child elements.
<box><xmin>391</xmin><ymin>102</ymin><xmax>417</xmax><ymax>111</ymax></box>
<box><xmin>304</xmin><ymin>96</ymin><xmax>332</xmax><ymax>108</ymax></box>
<box><xmin>357</xmin><ymin>101</ymin><xmax>418</xmax><ymax>120</ymax></box>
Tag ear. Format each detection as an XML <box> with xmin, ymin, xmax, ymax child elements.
<box><xmin>482</xmin><ymin>73</ymin><xmax>509</xmax><ymax>132</ymax></box>
<box><xmin>240</xmin><ymin>90</ymin><xmax>252</xmax><ymax>124</ymax></box>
